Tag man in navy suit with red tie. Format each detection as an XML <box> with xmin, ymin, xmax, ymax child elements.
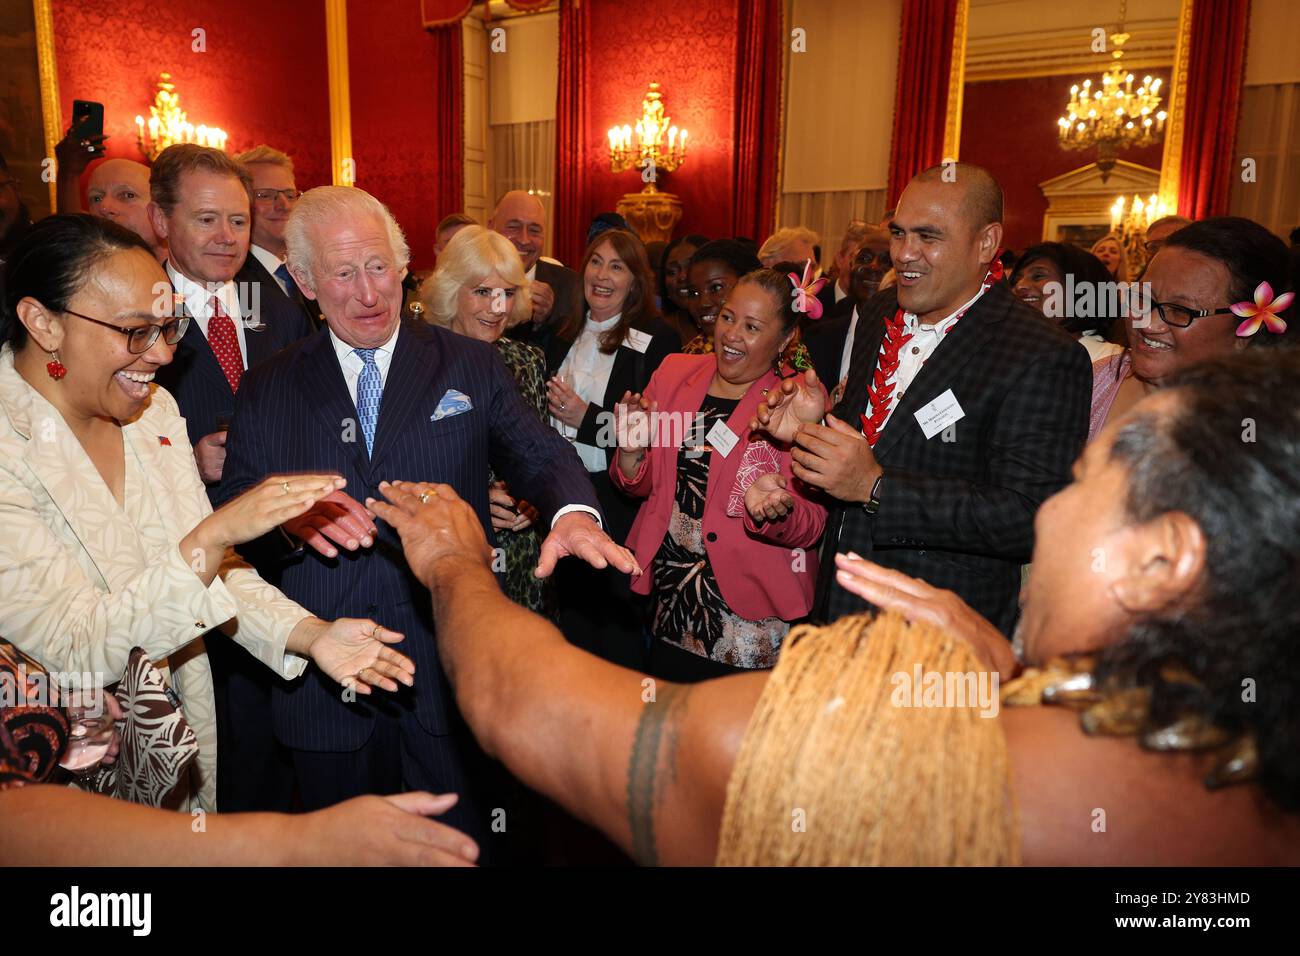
<box><xmin>148</xmin><ymin>145</ymin><xmax>314</xmax><ymax>493</ymax></box>
<box><xmin>148</xmin><ymin>144</ymin><xmax>315</xmax><ymax>815</ymax></box>
<box><xmin>218</xmin><ymin>185</ymin><xmax>637</xmax><ymax>861</ymax></box>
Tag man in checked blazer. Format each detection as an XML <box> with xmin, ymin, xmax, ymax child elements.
<box><xmin>218</xmin><ymin>185</ymin><xmax>637</xmax><ymax>859</ymax></box>
<box><xmin>756</xmin><ymin>163</ymin><xmax>1090</xmax><ymax>637</ymax></box>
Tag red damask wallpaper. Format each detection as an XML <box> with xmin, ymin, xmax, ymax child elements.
<box><xmin>348</xmin><ymin>0</ymin><xmax>458</xmax><ymax>273</ymax></box>
<box><xmin>52</xmin><ymin>0</ymin><xmax>332</xmax><ymax>201</ymax></box>
<box><xmin>582</xmin><ymin>0</ymin><xmax>741</xmax><ymax>247</ymax></box>
<box><xmin>960</xmin><ymin>73</ymin><xmax>1168</xmax><ymax>253</ymax></box>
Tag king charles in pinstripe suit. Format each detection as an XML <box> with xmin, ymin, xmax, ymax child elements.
<box><xmin>217</xmin><ymin>187</ymin><xmax>637</xmax><ymax>858</ymax></box>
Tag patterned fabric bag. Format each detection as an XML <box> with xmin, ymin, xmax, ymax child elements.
<box><xmin>0</xmin><ymin>637</ymin><xmax>69</xmax><ymax>788</ymax></box>
<box><xmin>75</xmin><ymin>647</ymin><xmax>199</xmax><ymax>809</ymax></box>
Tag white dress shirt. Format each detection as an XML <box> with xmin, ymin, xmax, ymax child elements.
<box><xmin>866</xmin><ymin>285</ymin><xmax>990</xmax><ymax>433</ymax></box>
<box><xmin>555</xmin><ymin>312</ymin><xmax>621</xmax><ymax>473</ymax></box>
<box><xmin>250</xmin><ymin>244</ymin><xmax>290</xmax><ymax>296</ymax></box>
<box><xmin>167</xmin><ymin>261</ymin><xmax>249</xmax><ymax>369</ymax></box>
<box><xmin>329</xmin><ymin>323</ymin><xmax>400</xmax><ymax>407</ymax></box>
<box><xmin>1079</xmin><ymin>331</ymin><xmax>1124</xmax><ymax>363</ymax></box>
<box><xmin>839</xmin><ymin>305</ymin><xmax>861</xmax><ymax>385</ymax></box>
<box><xmin>834</xmin><ymin>281</ymin><xmax>849</xmax><ymax>304</ymax></box>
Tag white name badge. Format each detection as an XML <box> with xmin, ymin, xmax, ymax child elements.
<box><xmin>624</xmin><ymin>328</ymin><xmax>652</xmax><ymax>353</ymax></box>
<box><xmin>706</xmin><ymin>418</ymin><xmax>740</xmax><ymax>457</ymax></box>
<box><xmin>914</xmin><ymin>388</ymin><xmax>966</xmax><ymax>439</ymax></box>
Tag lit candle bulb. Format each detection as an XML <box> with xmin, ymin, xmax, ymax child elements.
<box><xmin>679</xmin><ymin>129</ymin><xmax>687</xmax><ymax>153</ymax></box>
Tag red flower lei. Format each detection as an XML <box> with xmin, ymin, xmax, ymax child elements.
<box><xmin>859</xmin><ymin>256</ymin><xmax>1004</xmax><ymax>446</ymax></box>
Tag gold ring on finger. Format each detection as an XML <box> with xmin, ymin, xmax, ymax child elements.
<box><xmin>418</xmin><ymin>492</ymin><xmax>431</xmax><ymax>504</ymax></box>
<box><xmin>281</xmin><ymin>481</ymin><xmax>291</xmax><ymax>495</ymax></box>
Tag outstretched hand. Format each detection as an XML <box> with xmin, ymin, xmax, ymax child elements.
<box><xmin>833</xmin><ymin>553</ymin><xmax>1018</xmax><ymax>680</ymax></box>
<box><xmin>536</xmin><ymin>512</ymin><xmax>641</xmax><ymax>580</ymax></box>
<box><xmin>300</xmin><ymin>617</ymin><xmax>415</xmax><ymax>694</ymax></box>
<box><xmin>749</xmin><ymin>367</ymin><xmax>826</xmax><ymax>443</ymax></box>
<box><xmin>283</xmin><ymin>489</ymin><xmax>378</xmax><ymax>559</ymax></box>
<box><xmin>366</xmin><ymin>480</ymin><xmax>495</xmax><ymax>590</ymax></box>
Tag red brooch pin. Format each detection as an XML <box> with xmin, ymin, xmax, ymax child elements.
<box><xmin>158</xmin><ymin>436</ymin><xmax>172</xmax><ymax>446</ymax></box>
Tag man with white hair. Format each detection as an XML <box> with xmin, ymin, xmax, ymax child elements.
<box><xmin>758</xmin><ymin>225</ymin><xmax>821</xmax><ymax>270</ymax></box>
<box><xmin>234</xmin><ymin>144</ymin><xmax>317</xmax><ymax>328</ymax></box>
<box><xmin>218</xmin><ymin>185</ymin><xmax>635</xmax><ymax>860</ymax></box>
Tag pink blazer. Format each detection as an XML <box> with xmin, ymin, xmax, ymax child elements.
<box><xmin>610</xmin><ymin>354</ymin><xmax>827</xmax><ymax>622</ymax></box>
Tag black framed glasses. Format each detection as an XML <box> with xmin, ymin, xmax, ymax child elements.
<box><xmin>253</xmin><ymin>188</ymin><xmax>301</xmax><ymax>202</ymax></box>
<box><xmin>1125</xmin><ymin>287</ymin><xmax>1236</xmax><ymax>329</ymax></box>
<box><xmin>62</xmin><ymin>309</ymin><xmax>190</xmax><ymax>353</ymax></box>
<box><xmin>1145</xmin><ymin>301</ymin><xmax>1236</xmax><ymax>328</ymax></box>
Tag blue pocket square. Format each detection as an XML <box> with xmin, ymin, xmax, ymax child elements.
<box><xmin>431</xmin><ymin>389</ymin><xmax>473</xmax><ymax>421</ymax></box>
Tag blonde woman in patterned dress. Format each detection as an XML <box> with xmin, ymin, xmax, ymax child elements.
<box><xmin>419</xmin><ymin>225</ymin><xmax>553</xmax><ymax>616</ymax></box>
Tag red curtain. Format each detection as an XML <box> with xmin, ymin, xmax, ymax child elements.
<box><xmin>731</xmin><ymin>0</ymin><xmax>783</xmax><ymax>242</ymax></box>
<box><xmin>420</xmin><ymin>0</ymin><xmax>472</xmax><ymax>26</ymax></box>
<box><xmin>886</xmin><ymin>0</ymin><xmax>959</xmax><ymax>203</ymax></box>
<box><xmin>555</xmin><ymin>0</ymin><xmax>590</xmax><ymax>267</ymax></box>
<box><xmin>428</xmin><ymin>23</ymin><xmax>465</xmax><ymax>228</ymax></box>
<box><xmin>1177</xmin><ymin>0</ymin><xmax>1251</xmax><ymax>219</ymax></box>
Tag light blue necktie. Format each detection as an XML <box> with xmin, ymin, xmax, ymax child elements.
<box><xmin>354</xmin><ymin>348</ymin><xmax>383</xmax><ymax>455</ymax></box>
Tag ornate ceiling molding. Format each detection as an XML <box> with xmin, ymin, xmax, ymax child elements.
<box><xmin>965</xmin><ymin>22</ymin><xmax>1178</xmax><ymax>82</ymax></box>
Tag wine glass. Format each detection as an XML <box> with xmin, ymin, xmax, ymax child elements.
<box><xmin>58</xmin><ymin>691</ymin><xmax>116</xmax><ymax>777</ymax></box>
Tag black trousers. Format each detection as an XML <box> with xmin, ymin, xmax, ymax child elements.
<box><xmin>555</xmin><ymin>469</ymin><xmax>649</xmax><ymax>671</ymax></box>
<box><xmin>647</xmin><ymin>636</ymin><xmax>758</xmax><ymax>683</ymax></box>
<box><xmin>208</xmin><ymin>633</ymin><xmax>296</xmax><ymax>812</ymax></box>
<box><xmin>287</xmin><ymin>711</ymin><xmax>533</xmax><ymax>865</ymax></box>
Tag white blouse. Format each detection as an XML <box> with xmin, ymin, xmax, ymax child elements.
<box><xmin>554</xmin><ymin>312</ymin><xmax>622</xmax><ymax>473</ymax></box>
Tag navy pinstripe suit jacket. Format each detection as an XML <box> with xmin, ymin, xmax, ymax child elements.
<box><xmin>217</xmin><ymin>318</ymin><xmax>602</xmax><ymax>751</ymax></box>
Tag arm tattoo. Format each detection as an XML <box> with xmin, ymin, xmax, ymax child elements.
<box><xmin>626</xmin><ymin>683</ymin><xmax>691</xmax><ymax>866</ymax></box>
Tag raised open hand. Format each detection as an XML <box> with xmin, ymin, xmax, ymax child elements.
<box><xmin>750</xmin><ymin>368</ymin><xmax>826</xmax><ymax>443</ymax></box>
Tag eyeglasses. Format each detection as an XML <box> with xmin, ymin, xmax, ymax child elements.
<box><xmin>254</xmin><ymin>188</ymin><xmax>301</xmax><ymax>203</ymax></box>
<box><xmin>62</xmin><ymin>309</ymin><xmax>190</xmax><ymax>353</ymax></box>
<box><xmin>1127</xmin><ymin>296</ymin><xmax>1236</xmax><ymax>329</ymax></box>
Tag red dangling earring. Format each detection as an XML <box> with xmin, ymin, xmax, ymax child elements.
<box><xmin>46</xmin><ymin>351</ymin><xmax>67</xmax><ymax>380</ymax></box>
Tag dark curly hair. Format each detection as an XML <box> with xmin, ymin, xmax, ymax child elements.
<box><xmin>688</xmin><ymin>239</ymin><xmax>762</xmax><ymax>281</ymax></box>
<box><xmin>1096</xmin><ymin>348</ymin><xmax>1300</xmax><ymax>813</ymax></box>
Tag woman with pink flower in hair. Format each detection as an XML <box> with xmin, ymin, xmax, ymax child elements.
<box><xmin>611</xmin><ymin>268</ymin><xmax>828</xmax><ymax>682</ymax></box>
<box><xmin>1089</xmin><ymin>217</ymin><xmax>1297</xmax><ymax>441</ymax></box>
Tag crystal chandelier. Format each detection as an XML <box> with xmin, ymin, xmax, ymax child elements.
<box><xmin>1111</xmin><ymin>192</ymin><xmax>1170</xmax><ymax>271</ymax></box>
<box><xmin>135</xmin><ymin>73</ymin><xmax>228</xmax><ymax>161</ymax></box>
<box><xmin>608</xmin><ymin>83</ymin><xmax>688</xmax><ymax>189</ymax></box>
<box><xmin>1056</xmin><ymin>0</ymin><xmax>1166</xmax><ymax>181</ymax></box>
